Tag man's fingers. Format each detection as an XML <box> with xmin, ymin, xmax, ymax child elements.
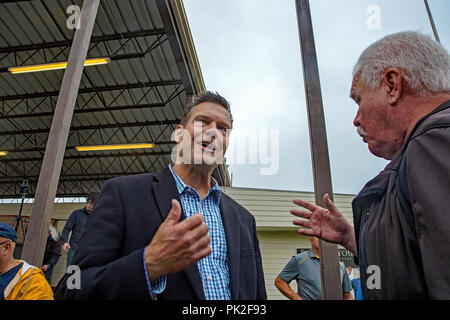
<box><xmin>191</xmin><ymin>245</ymin><xmax>212</xmax><ymax>262</ymax></box>
<box><xmin>178</xmin><ymin>213</ymin><xmax>205</xmax><ymax>231</ymax></box>
<box><xmin>323</xmin><ymin>193</ymin><xmax>339</xmax><ymax>214</ymax></box>
<box><xmin>188</xmin><ymin>233</ymin><xmax>211</xmax><ymax>255</ymax></box>
<box><xmin>182</xmin><ymin>223</ymin><xmax>209</xmax><ymax>248</ymax></box>
<box><xmin>297</xmin><ymin>228</ymin><xmax>316</xmax><ymax>237</ymax></box>
<box><xmin>293</xmin><ymin>199</ymin><xmax>318</xmax><ymax>212</ymax></box>
<box><xmin>292</xmin><ymin>219</ymin><xmax>311</xmax><ymax>229</ymax></box>
<box><xmin>290</xmin><ymin>208</ymin><xmax>312</xmax><ymax>219</ymax></box>
<box><xmin>165</xmin><ymin>199</ymin><xmax>182</xmax><ymax>226</ymax></box>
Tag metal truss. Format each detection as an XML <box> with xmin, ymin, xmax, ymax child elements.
<box><xmin>0</xmin><ymin>119</ymin><xmax>180</xmax><ymax>137</ymax></box>
<box><xmin>0</xmin><ymin>80</ymin><xmax>183</xmax><ymax>102</ymax></box>
<box><xmin>0</xmin><ymin>32</ymin><xmax>169</xmax><ymax>72</ymax></box>
<box><xmin>0</xmin><ymin>83</ymin><xmax>184</xmax><ymax>120</ymax></box>
<box><xmin>0</xmin><ymin>28</ymin><xmax>165</xmax><ymax>54</ymax></box>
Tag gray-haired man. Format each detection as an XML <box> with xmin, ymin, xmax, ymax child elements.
<box><xmin>290</xmin><ymin>32</ymin><xmax>450</xmax><ymax>299</ymax></box>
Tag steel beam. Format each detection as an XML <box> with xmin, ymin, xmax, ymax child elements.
<box><xmin>0</xmin><ymin>102</ymin><xmax>166</xmax><ymax>119</ymax></box>
<box><xmin>0</xmin><ymin>80</ymin><xmax>182</xmax><ymax>101</ymax></box>
<box><xmin>1</xmin><ymin>140</ymin><xmax>175</xmax><ymax>154</ymax></box>
<box><xmin>295</xmin><ymin>0</ymin><xmax>342</xmax><ymax>300</ymax></box>
<box><xmin>156</xmin><ymin>0</ymin><xmax>195</xmax><ymax>95</ymax></box>
<box><xmin>0</xmin><ymin>29</ymin><xmax>166</xmax><ymax>54</ymax></box>
<box><xmin>0</xmin><ymin>35</ymin><xmax>169</xmax><ymax>74</ymax></box>
<box><xmin>20</xmin><ymin>0</ymin><xmax>101</xmax><ymax>266</ymax></box>
<box><xmin>424</xmin><ymin>0</ymin><xmax>441</xmax><ymax>43</ymax></box>
<box><xmin>0</xmin><ymin>172</ymin><xmax>149</xmax><ymax>182</ymax></box>
<box><xmin>0</xmin><ymin>150</ymin><xmax>173</xmax><ymax>164</ymax></box>
<box><xmin>0</xmin><ymin>119</ymin><xmax>179</xmax><ymax>136</ymax></box>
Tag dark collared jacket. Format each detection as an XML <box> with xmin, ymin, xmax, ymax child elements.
<box><xmin>55</xmin><ymin>167</ymin><xmax>266</xmax><ymax>300</ymax></box>
<box><xmin>353</xmin><ymin>101</ymin><xmax>450</xmax><ymax>299</ymax></box>
<box><xmin>61</xmin><ymin>208</ymin><xmax>90</xmax><ymax>253</ymax></box>
<box><xmin>43</xmin><ymin>233</ymin><xmax>62</xmax><ymax>266</ymax></box>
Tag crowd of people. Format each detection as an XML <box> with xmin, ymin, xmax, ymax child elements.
<box><xmin>0</xmin><ymin>195</ymin><xmax>96</xmax><ymax>300</ymax></box>
<box><xmin>1</xmin><ymin>30</ymin><xmax>449</xmax><ymax>300</ymax></box>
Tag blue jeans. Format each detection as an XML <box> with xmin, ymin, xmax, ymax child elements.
<box><xmin>66</xmin><ymin>248</ymin><xmax>75</xmax><ymax>270</ymax></box>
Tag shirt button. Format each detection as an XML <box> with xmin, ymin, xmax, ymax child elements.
<box><xmin>207</xmin><ymin>275</ymin><xmax>212</xmax><ymax>281</ymax></box>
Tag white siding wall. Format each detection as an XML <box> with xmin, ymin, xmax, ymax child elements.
<box><xmin>220</xmin><ymin>187</ymin><xmax>356</xmax><ymax>300</ymax></box>
<box><xmin>220</xmin><ymin>186</ymin><xmax>355</xmax><ymax>229</ymax></box>
<box><xmin>0</xmin><ymin>187</ymin><xmax>356</xmax><ymax>295</ymax></box>
<box><xmin>258</xmin><ymin>231</ymin><xmax>310</xmax><ymax>299</ymax></box>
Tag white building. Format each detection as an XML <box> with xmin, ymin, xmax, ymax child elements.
<box><xmin>0</xmin><ymin>186</ymin><xmax>356</xmax><ymax>300</ymax></box>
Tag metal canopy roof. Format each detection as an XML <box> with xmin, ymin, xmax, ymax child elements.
<box><xmin>0</xmin><ymin>0</ymin><xmax>231</xmax><ymax>199</ymax></box>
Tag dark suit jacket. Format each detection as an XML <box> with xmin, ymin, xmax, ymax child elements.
<box><xmin>55</xmin><ymin>167</ymin><xmax>267</xmax><ymax>300</ymax></box>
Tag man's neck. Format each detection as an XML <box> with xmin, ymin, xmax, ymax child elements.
<box><xmin>172</xmin><ymin>163</ymin><xmax>215</xmax><ymax>199</ymax></box>
<box><xmin>404</xmin><ymin>94</ymin><xmax>450</xmax><ymax>138</ymax></box>
<box><xmin>312</xmin><ymin>247</ymin><xmax>320</xmax><ymax>258</ymax></box>
<box><xmin>0</xmin><ymin>259</ymin><xmax>20</xmax><ymax>275</ymax></box>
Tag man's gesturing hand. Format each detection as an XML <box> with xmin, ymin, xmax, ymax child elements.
<box><xmin>290</xmin><ymin>193</ymin><xmax>357</xmax><ymax>255</ymax></box>
<box><xmin>145</xmin><ymin>199</ymin><xmax>211</xmax><ymax>281</ymax></box>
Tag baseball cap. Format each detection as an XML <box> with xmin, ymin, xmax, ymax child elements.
<box><xmin>0</xmin><ymin>222</ymin><xmax>18</xmax><ymax>243</ymax></box>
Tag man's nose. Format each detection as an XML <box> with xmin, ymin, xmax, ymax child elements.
<box><xmin>353</xmin><ymin>110</ymin><xmax>361</xmax><ymax>127</ymax></box>
<box><xmin>204</xmin><ymin>125</ymin><xmax>219</xmax><ymax>139</ymax></box>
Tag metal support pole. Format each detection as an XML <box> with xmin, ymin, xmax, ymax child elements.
<box><xmin>295</xmin><ymin>0</ymin><xmax>342</xmax><ymax>299</ymax></box>
<box><xmin>21</xmin><ymin>0</ymin><xmax>100</xmax><ymax>265</ymax></box>
<box><xmin>424</xmin><ymin>0</ymin><xmax>440</xmax><ymax>44</ymax></box>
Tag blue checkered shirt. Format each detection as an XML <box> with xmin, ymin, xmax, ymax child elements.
<box><xmin>143</xmin><ymin>165</ymin><xmax>231</xmax><ymax>300</ymax></box>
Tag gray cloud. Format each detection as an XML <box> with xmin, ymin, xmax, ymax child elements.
<box><xmin>184</xmin><ymin>0</ymin><xmax>450</xmax><ymax>194</ymax></box>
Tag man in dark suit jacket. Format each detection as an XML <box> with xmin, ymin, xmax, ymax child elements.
<box><xmin>55</xmin><ymin>91</ymin><xmax>266</xmax><ymax>300</ymax></box>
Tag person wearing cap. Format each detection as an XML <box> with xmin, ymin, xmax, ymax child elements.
<box><xmin>0</xmin><ymin>222</ymin><xmax>54</xmax><ymax>300</ymax></box>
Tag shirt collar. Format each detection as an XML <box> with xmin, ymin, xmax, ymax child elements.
<box><xmin>309</xmin><ymin>249</ymin><xmax>320</xmax><ymax>260</ymax></box>
<box><xmin>168</xmin><ymin>164</ymin><xmax>221</xmax><ymax>203</ymax></box>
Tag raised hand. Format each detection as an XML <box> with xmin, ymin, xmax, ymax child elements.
<box><xmin>290</xmin><ymin>193</ymin><xmax>357</xmax><ymax>255</ymax></box>
<box><xmin>145</xmin><ymin>199</ymin><xmax>211</xmax><ymax>281</ymax></box>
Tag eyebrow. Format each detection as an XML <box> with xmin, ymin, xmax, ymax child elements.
<box><xmin>193</xmin><ymin>114</ymin><xmax>231</xmax><ymax>127</ymax></box>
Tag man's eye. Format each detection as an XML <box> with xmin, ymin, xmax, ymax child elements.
<box><xmin>194</xmin><ymin>120</ymin><xmax>206</xmax><ymax>126</ymax></box>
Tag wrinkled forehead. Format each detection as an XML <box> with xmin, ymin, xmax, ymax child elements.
<box><xmin>195</xmin><ymin>102</ymin><xmax>230</xmax><ymax>118</ymax></box>
<box><xmin>187</xmin><ymin>102</ymin><xmax>233</xmax><ymax>127</ymax></box>
<box><xmin>349</xmin><ymin>73</ymin><xmax>362</xmax><ymax>99</ymax></box>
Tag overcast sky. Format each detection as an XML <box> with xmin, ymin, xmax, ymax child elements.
<box><xmin>183</xmin><ymin>0</ymin><xmax>450</xmax><ymax>195</ymax></box>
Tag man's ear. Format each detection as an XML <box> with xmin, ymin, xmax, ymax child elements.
<box><xmin>173</xmin><ymin>125</ymin><xmax>184</xmax><ymax>144</ymax></box>
<box><xmin>383</xmin><ymin>68</ymin><xmax>403</xmax><ymax>105</ymax></box>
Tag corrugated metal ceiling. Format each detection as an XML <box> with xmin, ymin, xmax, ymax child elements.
<box><xmin>0</xmin><ymin>0</ymin><xmax>222</xmax><ymax>198</ymax></box>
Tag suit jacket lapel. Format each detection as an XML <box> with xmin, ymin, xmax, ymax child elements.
<box><xmin>220</xmin><ymin>195</ymin><xmax>240</xmax><ymax>299</ymax></box>
<box><xmin>151</xmin><ymin>167</ymin><xmax>205</xmax><ymax>300</ymax></box>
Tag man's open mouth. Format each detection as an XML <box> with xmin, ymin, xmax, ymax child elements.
<box><xmin>198</xmin><ymin>141</ymin><xmax>216</xmax><ymax>152</ymax></box>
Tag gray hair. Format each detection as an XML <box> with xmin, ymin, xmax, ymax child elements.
<box><xmin>49</xmin><ymin>224</ymin><xmax>60</xmax><ymax>242</ymax></box>
<box><xmin>353</xmin><ymin>31</ymin><xmax>450</xmax><ymax>96</ymax></box>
